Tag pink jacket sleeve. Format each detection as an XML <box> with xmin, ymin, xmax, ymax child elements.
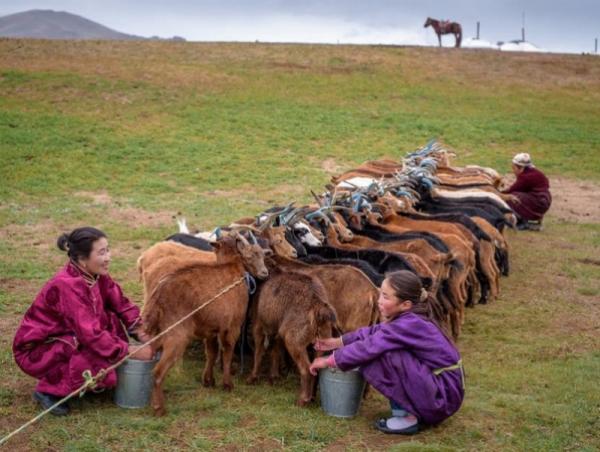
<box><xmin>59</xmin><ymin>283</ymin><xmax>128</xmax><ymax>362</ymax></box>
<box><xmin>100</xmin><ymin>276</ymin><xmax>142</xmax><ymax>332</ymax></box>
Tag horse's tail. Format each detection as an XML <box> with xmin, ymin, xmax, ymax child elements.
<box><xmin>456</xmin><ymin>24</ymin><xmax>462</xmax><ymax>47</ymax></box>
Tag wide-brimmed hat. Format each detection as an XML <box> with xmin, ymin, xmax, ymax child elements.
<box><xmin>512</xmin><ymin>152</ymin><xmax>532</xmax><ymax>167</ymax></box>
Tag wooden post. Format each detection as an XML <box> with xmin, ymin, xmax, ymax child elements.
<box><xmin>476</xmin><ymin>22</ymin><xmax>480</xmax><ymax>40</ymax></box>
<box><xmin>596</xmin><ymin>38</ymin><xmax>598</xmax><ymax>54</ymax></box>
<box><xmin>521</xmin><ymin>11</ymin><xmax>526</xmax><ymax>42</ymax></box>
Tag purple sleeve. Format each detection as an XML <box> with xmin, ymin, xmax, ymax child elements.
<box><xmin>341</xmin><ymin>323</ymin><xmax>383</xmax><ymax>346</ymax></box>
<box><xmin>59</xmin><ymin>284</ymin><xmax>128</xmax><ymax>362</ymax></box>
<box><xmin>334</xmin><ymin>315</ymin><xmax>430</xmax><ymax>371</ymax></box>
<box><xmin>101</xmin><ymin>277</ymin><xmax>142</xmax><ymax>332</ymax></box>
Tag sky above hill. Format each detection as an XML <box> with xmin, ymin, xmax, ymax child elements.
<box><xmin>1</xmin><ymin>0</ymin><xmax>598</xmax><ymax>54</ymax></box>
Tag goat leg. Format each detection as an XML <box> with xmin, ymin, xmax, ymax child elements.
<box><xmin>247</xmin><ymin>326</ymin><xmax>266</xmax><ymax>385</ymax></box>
<box><xmin>151</xmin><ymin>336</ymin><xmax>187</xmax><ymax>416</ymax></box>
<box><xmin>220</xmin><ymin>331</ymin><xmax>238</xmax><ymax>391</ymax></box>
<box><xmin>283</xmin><ymin>336</ymin><xmax>313</xmax><ymax>406</ymax></box>
<box><xmin>268</xmin><ymin>338</ymin><xmax>285</xmax><ymax>385</ymax></box>
<box><xmin>202</xmin><ymin>337</ymin><xmax>218</xmax><ymax>388</ymax></box>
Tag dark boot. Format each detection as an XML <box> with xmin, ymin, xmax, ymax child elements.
<box><xmin>33</xmin><ymin>391</ymin><xmax>70</xmax><ymax>416</ymax></box>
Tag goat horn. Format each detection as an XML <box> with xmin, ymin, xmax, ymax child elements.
<box><xmin>310</xmin><ymin>189</ymin><xmax>324</xmax><ymax>207</ymax></box>
<box><xmin>232</xmin><ymin>230</ymin><xmax>250</xmax><ymax>246</ymax></box>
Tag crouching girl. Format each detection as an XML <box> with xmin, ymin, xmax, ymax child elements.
<box><xmin>309</xmin><ymin>270</ymin><xmax>464</xmax><ymax>435</ymax></box>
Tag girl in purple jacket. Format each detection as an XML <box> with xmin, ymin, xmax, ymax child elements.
<box><xmin>310</xmin><ymin>270</ymin><xmax>464</xmax><ymax>435</ymax></box>
<box><xmin>13</xmin><ymin>227</ymin><xmax>153</xmax><ymax>416</ymax></box>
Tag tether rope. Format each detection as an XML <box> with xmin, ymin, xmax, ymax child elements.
<box><xmin>0</xmin><ymin>275</ymin><xmax>246</xmax><ymax>447</ymax></box>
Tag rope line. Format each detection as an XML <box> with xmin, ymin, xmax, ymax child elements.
<box><xmin>0</xmin><ymin>275</ymin><xmax>246</xmax><ymax>447</ymax></box>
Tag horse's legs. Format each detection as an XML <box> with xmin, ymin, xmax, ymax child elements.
<box><xmin>438</xmin><ymin>33</ymin><xmax>442</xmax><ymax>47</ymax></box>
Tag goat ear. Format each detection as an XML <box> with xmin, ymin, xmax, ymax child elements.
<box><xmin>263</xmin><ymin>248</ymin><xmax>274</xmax><ymax>257</ymax></box>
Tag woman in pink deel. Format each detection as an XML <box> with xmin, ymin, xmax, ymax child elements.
<box><xmin>13</xmin><ymin>227</ymin><xmax>152</xmax><ymax>415</ymax></box>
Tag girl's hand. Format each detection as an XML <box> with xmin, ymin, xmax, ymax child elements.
<box><xmin>128</xmin><ymin>344</ymin><xmax>154</xmax><ymax>361</ymax></box>
<box><xmin>309</xmin><ymin>356</ymin><xmax>330</xmax><ymax>376</ymax></box>
<box><xmin>313</xmin><ymin>337</ymin><xmax>343</xmax><ymax>352</ymax></box>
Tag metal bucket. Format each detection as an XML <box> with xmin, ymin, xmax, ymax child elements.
<box><xmin>319</xmin><ymin>367</ymin><xmax>366</xmax><ymax>418</ymax></box>
<box><xmin>114</xmin><ymin>356</ymin><xmax>157</xmax><ymax>409</ymax></box>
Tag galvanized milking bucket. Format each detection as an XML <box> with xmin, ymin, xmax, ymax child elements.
<box><xmin>114</xmin><ymin>356</ymin><xmax>158</xmax><ymax>409</ymax></box>
<box><xmin>319</xmin><ymin>367</ymin><xmax>366</xmax><ymax>418</ymax></box>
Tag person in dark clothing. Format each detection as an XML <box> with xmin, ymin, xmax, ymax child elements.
<box><xmin>502</xmin><ymin>153</ymin><xmax>552</xmax><ymax>230</ymax></box>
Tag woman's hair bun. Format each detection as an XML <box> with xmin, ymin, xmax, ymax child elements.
<box><xmin>56</xmin><ymin>233</ymin><xmax>71</xmax><ymax>253</ymax></box>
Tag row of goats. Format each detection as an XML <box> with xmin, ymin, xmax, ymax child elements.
<box><xmin>137</xmin><ymin>140</ymin><xmax>516</xmax><ymax>415</ymax></box>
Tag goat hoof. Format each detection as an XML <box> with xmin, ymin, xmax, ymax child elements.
<box><xmin>202</xmin><ymin>377</ymin><xmax>216</xmax><ymax>388</ymax></box>
<box><xmin>246</xmin><ymin>376</ymin><xmax>258</xmax><ymax>385</ymax></box>
<box><xmin>223</xmin><ymin>383</ymin><xmax>233</xmax><ymax>392</ymax></box>
<box><xmin>153</xmin><ymin>407</ymin><xmax>167</xmax><ymax>417</ymax></box>
<box><xmin>296</xmin><ymin>398</ymin><xmax>311</xmax><ymax>407</ymax></box>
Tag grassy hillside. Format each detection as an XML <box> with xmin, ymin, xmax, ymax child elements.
<box><xmin>1</xmin><ymin>39</ymin><xmax>599</xmax><ymax>450</ymax></box>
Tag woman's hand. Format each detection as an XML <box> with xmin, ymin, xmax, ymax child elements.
<box><xmin>309</xmin><ymin>356</ymin><xmax>330</xmax><ymax>376</ymax></box>
<box><xmin>128</xmin><ymin>344</ymin><xmax>154</xmax><ymax>361</ymax></box>
<box><xmin>134</xmin><ymin>328</ymin><xmax>152</xmax><ymax>343</ymax></box>
<box><xmin>313</xmin><ymin>337</ymin><xmax>343</xmax><ymax>352</ymax></box>
<box><xmin>500</xmin><ymin>193</ymin><xmax>520</xmax><ymax>204</ymax></box>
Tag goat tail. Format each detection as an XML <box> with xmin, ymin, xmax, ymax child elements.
<box><xmin>136</xmin><ymin>255</ymin><xmax>145</xmax><ymax>282</ymax></box>
<box><xmin>142</xmin><ymin>278</ymin><xmax>169</xmax><ymax>337</ymax></box>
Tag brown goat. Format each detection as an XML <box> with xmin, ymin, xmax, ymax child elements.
<box><xmin>272</xmin><ymin>256</ymin><xmax>379</xmax><ymax>333</ymax></box>
<box><xmin>137</xmin><ymin>241</ymin><xmax>216</xmax><ymax>301</ymax></box>
<box><xmin>247</xmin><ymin>270</ymin><xmax>336</xmax><ymax>406</ymax></box>
<box><xmin>142</xmin><ymin>234</ymin><xmax>269</xmax><ymax>416</ymax></box>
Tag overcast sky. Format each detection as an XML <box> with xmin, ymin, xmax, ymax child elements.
<box><xmin>1</xmin><ymin>1</ymin><xmax>599</xmax><ymax>53</ymax></box>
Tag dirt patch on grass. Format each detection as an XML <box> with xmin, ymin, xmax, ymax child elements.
<box><xmin>320</xmin><ymin>158</ymin><xmax>344</xmax><ymax>175</ymax></box>
<box><xmin>74</xmin><ymin>190</ymin><xmax>113</xmax><ymax>204</ymax></box>
<box><xmin>500</xmin><ymin>175</ymin><xmax>600</xmax><ymax>224</ymax></box>
<box><xmin>109</xmin><ymin>207</ymin><xmax>174</xmax><ymax>229</ymax></box>
<box><xmin>203</xmin><ymin>188</ymin><xmax>249</xmax><ymax>198</ymax></box>
<box><xmin>549</xmin><ymin>177</ymin><xmax>600</xmax><ymax>223</ymax></box>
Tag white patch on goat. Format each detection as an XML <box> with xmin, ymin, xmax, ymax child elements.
<box><xmin>194</xmin><ymin>231</ymin><xmax>218</xmax><ymax>243</ymax></box>
<box><xmin>433</xmin><ymin>188</ymin><xmax>510</xmax><ymax>210</ymax></box>
<box><xmin>337</xmin><ymin>177</ymin><xmax>378</xmax><ymax>189</ymax></box>
<box><xmin>294</xmin><ymin>221</ymin><xmax>322</xmax><ymax>246</ymax></box>
<box><xmin>465</xmin><ymin>165</ymin><xmax>500</xmax><ymax>180</ymax></box>
<box><xmin>177</xmin><ymin>217</ymin><xmax>190</xmax><ymax>234</ymax></box>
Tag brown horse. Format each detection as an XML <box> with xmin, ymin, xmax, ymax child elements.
<box><xmin>424</xmin><ymin>17</ymin><xmax>462</xmax><ymax>48</ymax></box>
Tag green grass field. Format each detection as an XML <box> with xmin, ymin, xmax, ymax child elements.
<box><xmin>1</xmin><ymin>39</ymin><xmax>599</xmax><ymax>451</ymax></box>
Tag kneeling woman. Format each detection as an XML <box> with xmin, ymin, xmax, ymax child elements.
<box><xmin>310</xmin><ymin>270</ymin><xmax>464</xmax><ymax>434</ymax></box>
<box><xmin>13</xmin><ymin>227</ymin><xmax>152</xmax><ymax>415</ymax></box>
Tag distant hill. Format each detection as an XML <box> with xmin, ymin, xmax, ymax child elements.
<box><xmin>0</xmin><ymin>9</ymin><xmax>184</xmax><ymax>41</ymax></box>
